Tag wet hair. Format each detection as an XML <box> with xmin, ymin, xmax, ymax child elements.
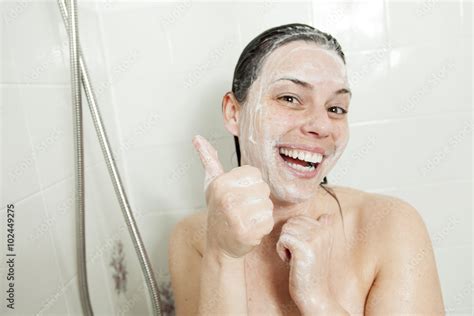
<box><xmin>230</xmin><ymin>23</ymin><xmax>346</xmax><ymax>234</ymax></box>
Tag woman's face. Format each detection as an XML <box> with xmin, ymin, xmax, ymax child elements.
<box><xmin>238</xmin><ymin>40</ymin><xmax>351</xmax><ymax>205</ymax></box>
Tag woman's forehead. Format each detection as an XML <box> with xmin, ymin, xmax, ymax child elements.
<box><xmin>259</xmin><ymin>41</ymin><xmax>347</xmax><ymax>86</ymax></box>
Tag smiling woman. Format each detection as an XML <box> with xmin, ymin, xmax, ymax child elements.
<box><xmin>168</xmin><ymin>23</ymin><xmax>445</xmax><ymax>315</ymax></box>
<box><xmin>227</xmin><ymin>30</ymin><xmax>351</xmax><ymax>215</ymax></box>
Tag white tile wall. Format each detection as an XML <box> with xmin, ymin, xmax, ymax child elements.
<box><xmin>1</xmin><ymin>1</ymin><xmax>68</xmax><ymax>85</ymax></box>
<box><xmin>1</xmin><ymin>1</ymin><xmax>471</xmax><ymax>315</ymax></box>
<box><xmin>2</xmin><ymin>86</ymin><xmax>42</xmax><ymax>205</ymax></box>
<box><xmin>0</xmin><ymin>192</ymin><xmax>67</xmax><ymax>315</ymax></box>
<box><xmin>386</xmin><ymin>0</ymin><xmax>465</xmax><ymax>48</ymax></box>
<box><xmin>312</xmin><ymin>1</ymin><xmax>389</xmax><ymax>51</ymax></box>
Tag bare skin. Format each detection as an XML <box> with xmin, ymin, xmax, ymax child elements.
<box><xmin>170</xmin><ymin>185</ymin><xmax>445</xmax><ymax>315</ymax></box>
<box><xmin>168</xmin><ymin>40</ymin><xmax>445</xmax><ymax>315</ymax></box>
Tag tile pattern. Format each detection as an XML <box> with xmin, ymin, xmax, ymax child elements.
<box><xmin>1</xmin><ymin>1</ymin><xmax>471</xmax><ymax>315</ymax></box>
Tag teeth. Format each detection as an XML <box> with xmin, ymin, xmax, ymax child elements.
<box><xmin>304</xmin><ymin>152</ymin><xmax>311</xmax><ymax>162</ymax></box>
<box><xmin>285</xmin><ymin>161</ymin><xmax>315</xmax><ymax>172</ymax></box>
<box><xmin>279</xmin><ymin>147</ymin><xmax>323</xmax><ymax>164</ymax></box>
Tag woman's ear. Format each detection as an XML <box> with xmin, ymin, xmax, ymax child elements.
<box><xmin>222</xmin><ymin>92</ymin><xmax>241</xmax><ymax>137</ymax></box>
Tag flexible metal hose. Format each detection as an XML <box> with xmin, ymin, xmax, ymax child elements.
<box><xmin>64</xmin><ymin>0</ymin><xmax>93</xmax><ymax>315</ymax></box>
<box><xmin>58</xmin><ymin>1</ymin><xmax>162</xmax><ymax>315</ymax></box>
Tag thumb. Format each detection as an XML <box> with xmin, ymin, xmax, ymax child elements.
<box><xmin>192</xmin><ymin>135</ymin><xmax>225</xmax><ymax>190</ymax></box>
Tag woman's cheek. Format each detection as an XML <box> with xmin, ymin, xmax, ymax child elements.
<box><xmin>263</xmin><ymin>106</ymin><xmax>299</xmax><ymax>130</ymax></box>
<box><xmin>312</xmin><ymin>122</ymin><xmax>348</xmax><ymax>180</ymax></box>
<box><xmin>335</xmin><ymin>123</ymin><xmax>350</xmax><ymax>150</ymax></box>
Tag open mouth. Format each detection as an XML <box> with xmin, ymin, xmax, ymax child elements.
<box><xmin>277</xmin><ymin>146</ymin><xmax>323</xmax><ymax>175</ymax></box>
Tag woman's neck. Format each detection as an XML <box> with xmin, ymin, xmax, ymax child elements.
<box><xmin>268</xmin><ymin>185</ymin><xmax>332</xmax><ymax>238</ymax></box>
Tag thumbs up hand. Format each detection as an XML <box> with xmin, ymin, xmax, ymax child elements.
<box><xmin>192</xmin><ymin>135</ymin><xmax>275</xmax><ymax>259</ymax></box>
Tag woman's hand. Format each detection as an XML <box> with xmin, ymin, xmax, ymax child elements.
<box><xmin>193</xmin><ymin>135</ymin><xmax>275</xmax><ymax>259</ymax></box>
<box><xmin>276</xmin><ymin>213</ymin><xmax>341</xmax><ymax>313</ymax></box>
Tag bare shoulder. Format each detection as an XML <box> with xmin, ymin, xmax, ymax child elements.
<box><xmin>168</xmin><ymin>209</ymin><xmax>209</xmax><ymax>315</ymax></box>
<box><xmin>330</xmin><ymin>185</ymin><xmax>425</xmax><ymax>229</ymax></box>
<box><xmin>332</xmin><ymin>188</ymin><xmax>446</xmax><ymax>313</ymax></box>
<box><xmin>331</xmin><ymin>185</ymin><xmax>432</xmax><ymax>271</ymax></box>
<box><xmin>356</xmin><ymin>188</ymin><xmax>427</xmax><ymax>240</ymax></box>
<box><xmin>171</xmin><ymin>208</ymin><xmax>208</xmax><ymax>256</ymax></box>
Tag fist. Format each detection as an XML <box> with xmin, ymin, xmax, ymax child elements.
<box><xmin>193</xmin><ymin>135</ymin><xmax>275</xmax><ymax>258</ymax></box>
<box><xmin>276</xmin><ymin>213</ymin><xmax>336</xmax><ymax>308</ymax></box>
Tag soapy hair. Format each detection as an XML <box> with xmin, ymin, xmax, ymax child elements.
<box><xmin>230</xmin><ymin>23</ymin><xmax>346</xmax><ymax>234</ymax></box>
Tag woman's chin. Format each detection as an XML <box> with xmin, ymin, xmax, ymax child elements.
<box><xmin>269</xmin><ymin>183</ymin><xmax>315</xmax><ymax>205</ymax></box>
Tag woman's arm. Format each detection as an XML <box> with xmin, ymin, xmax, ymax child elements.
<box><xmin>168</xmin><ymin>218</ymin><xmax>203</xmax><ymax>315</ymax></box>
<box><xmin>168</xmin><ymin>217</ymin><xmax>248</xmax><ymax>316</ymax></box>
<box><xmin>198</xmin><ymin>249</ymin><xmax>248</xmax><ymax>315</ymax></box>
<box><xmin>364</xmin><ymin>200</ymin><xmax>445</xmax><ymax>315</ymax></box>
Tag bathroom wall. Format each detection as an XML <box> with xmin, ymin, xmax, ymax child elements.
<box><xmin>1</xmin><ymin>0</ymin><xmax>471</xmax><ymax>315</ymax></box>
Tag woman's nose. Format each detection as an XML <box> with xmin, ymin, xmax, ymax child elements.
<box><xmin>300</xmin><ymin>108</ymin><xmax>332</xmax><ymax>138</ymax></box>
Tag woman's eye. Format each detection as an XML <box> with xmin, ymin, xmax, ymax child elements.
<box><xmin>278</xmin><ymin>95</ymin><xmax>300</xmax><ymax>104</ymax></box>
<box><xmin>328</xmin><ymin>106</ymin><xmax>348</xmax><ymax>115</ymax></box>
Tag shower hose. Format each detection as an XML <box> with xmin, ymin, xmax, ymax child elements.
<box><xmin>58</xmin><ymin>0</ymin><xmax>163</xmax><ymax>315</ymax></box>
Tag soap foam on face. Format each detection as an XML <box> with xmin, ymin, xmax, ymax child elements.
<box><xmin>238</xmin><ymin>41</ymin><xmax>350</xmax><ymax>205</ymax></box>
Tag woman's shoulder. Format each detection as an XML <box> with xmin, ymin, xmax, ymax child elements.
<box><xmin>330</xmin><ymin>184</ymin><xmax>421</xmax><ymax>221</ymax></box>
<box><xmin>331</xmin><ymin>185</ymin><xmax>430</xmax><ymax>262</ymax></box>
<box><xmin>173</xmin><ymin>208</ymin><xmax>208</xmax><ymax>256</ymax></box>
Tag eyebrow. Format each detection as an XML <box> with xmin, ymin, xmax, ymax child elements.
<box><xmin>272</xmin><ymin>77</ymin><xmax>352</xmax><ymax>97</ymax></box>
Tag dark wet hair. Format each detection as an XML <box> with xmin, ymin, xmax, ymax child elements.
<box><xmin>230</xmin><ymin>23</ymin><xmax>346</xmax><ymax>235</ymax></box>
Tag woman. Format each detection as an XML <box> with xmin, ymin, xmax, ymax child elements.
<box><xmin>168</xmin><ymin>23</ymin><xmax>444</xmax><ymax>315</ymax></box>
